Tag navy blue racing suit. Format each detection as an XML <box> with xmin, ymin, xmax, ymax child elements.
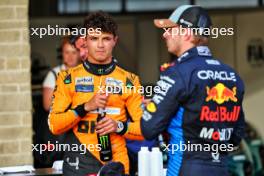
<box><xmin>141</xmin><ymin>46</ymin><xmax>245</xmax><ymax>176</ymax></box>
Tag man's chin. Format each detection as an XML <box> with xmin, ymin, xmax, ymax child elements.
<box><xmin>94</xmin><ymin>57</ymin><xmax>110</xmax><ymax>63</ymax></box>
<box><xmin>95</xmin><ymin>54</ymin><xmax>106</xmax><ymax>60</ymax></box>
<box><xmin>67</xmin><ymin>64</ymin><xmax>78</xmax><ymax>68</ymax></box>
<box><xmin>96</xmin><ymin>57</ymin><xmax>106</xmax><ymax>61</ymax></box>
<box><xmin>88</xmin><ymin>54</ymin><xmax>111</xmax><ymax>63</ymax></box>
<box><xmin>167</xmin><ymin>48</ymin><xmax>174</xmax><ymax>54</ymax></box>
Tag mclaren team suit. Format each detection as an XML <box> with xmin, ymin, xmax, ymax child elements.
<box><xmin>48</xmin><ymin>59</ymin><xmax>143</xmax><ymax>175</ymax></box>
<box><xmin>141</xmin><ymin>46</ymin><xmax>245</xmax><ymax>176</ymax></box>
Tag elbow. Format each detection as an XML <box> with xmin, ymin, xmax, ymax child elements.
<box><xmin>140</xmin><ymin>120</ymin><xmax>158</xmax><ymax>140</ymax></box>
<box><xmin>142</xmin><ymin>131</ymin><xmax>157</xmax><ymax>140</ymax></box>
<box><xmin>143</xmin><ymin>133</ymin><xmax>157</xmax><ymax>141</ymax></box>
<box><xmin>43</xmin><ymin>104</ymin><xmax>50</xmax><ymax>112</ymax></box>
<box><xmin>49</xmin><ymin>128</ymin><xmax>62</xmax><ymax>136</ymax></box>
<box><xmin>48</xmin><ymin>124</ymin><xmax>61</xmax><ymax>135</ymax></box>
<box><xmin>48</xmin><ymin>117</ymin><xmax>63</xmax><ymax>135</ymax></box>
<box><xmin>49</xmin><ymin>121</ymin><xmax>65</xmax><ymax>135</ymax></box>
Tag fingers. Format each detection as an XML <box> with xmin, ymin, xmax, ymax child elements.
<box><xmin>96</xmin><ymin>117</ymin><xmax>112</xmax><ymax>129</ymax></box>
<box><xmin>84</xmin><ymin>93</ymin><xmax>109</xmax><ymax>111</ymax></box>
<box><xmin>96</xmin><ymin>117</ymin><xmax>117</xmax><ymax>136</ymax></box>
<box><xmin>96</xmin><ymin>99</ymin><xmax>107</xmax><ymax>108</ymax></box>
<box><xmin>96</xmin><ymin>125</ymin><xmax>115</xmax><ymax>136</ymax></box>
<box><xmin>99</xmin><ymin>127</ymin><xmax>116</xmax><ymax>136</ymax></box>
<box><xmin>95</xmin><ymin>94</ymin><xmax>108</xmax><ymax>107</ymax></box>
<box><xmin>97</xmin><ymin>93</ymin><xmax>108</xmax><ymax>99</ymax></box>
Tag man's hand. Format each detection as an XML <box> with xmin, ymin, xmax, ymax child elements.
<box><xmin>96</xmin><ymin>117</ymin><xmax>118</xmax><ymax>136</ymax></box>
<box><xmin>84</xmin><ymin>93</ymin><xmax>108</xmax><ymax>112</ymax></box>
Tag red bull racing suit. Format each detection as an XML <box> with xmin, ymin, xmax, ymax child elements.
<box><xmin>48</xmin><ymin>59</ymin><xmax>143</xmax><ymax>175</ymax></box>
<box><xmin>141</xmin><ymin>46</ymin><xmax>245</xmax><ymax>176</ymax></box>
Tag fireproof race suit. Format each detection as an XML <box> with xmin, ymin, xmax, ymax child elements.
<box><xmin>141</xmin><ymin>46</ymin><xmax>245</xmax><ymax>176</ymax></box>
<box><xmin>48</xmin><ymin>59</ymin><xmax>143</xmax><ymax>175</ymax></box>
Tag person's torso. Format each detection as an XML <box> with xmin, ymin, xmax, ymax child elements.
<box><xmin>164</xmin><ymin>46</ymin><xmax>244</xmax><ymax>168</ymax></box>
<box><xmin>62</xmin><ymin>62</ymin><xmax>140</xmax><ymax>168</ymax></box>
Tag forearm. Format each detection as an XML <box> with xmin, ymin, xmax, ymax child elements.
<box><xmin>49</xmin><ymin>104</ymin><xmax>87</xmax><ymax>135</ymax></box>
<box><xmin>42</xmin><ymin>87</ymin><xmax>54</xmax><ymax>111</ymax></box>
<box><xmin>48</xmin><ymin>110</ymin><xmax>80</xmax><ymax>135</ymax></box>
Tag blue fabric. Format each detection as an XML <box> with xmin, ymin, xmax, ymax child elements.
<box><xmin>126</xmin><ymin>139</ymin><xmax>156</xmax><ymax>154</ymax></box>
<box><xmin>167</xmin><ymin>107</ymin><xmax>184</xmax><ymax>176</ymax></box>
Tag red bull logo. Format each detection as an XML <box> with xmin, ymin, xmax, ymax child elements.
<box><xmin>200</xmin><ymin>106</ymin><xmax>241</xmax><ymax>122</ymax></box>
<box><xmin>160</xmin><ymin>62</ymin><xmax>175</xmax><ymax>71</ymax></box>
<box><xmin>206</xmin><ymin>83</ymin><xmax>237</xmax><ymax>104</ymax></box>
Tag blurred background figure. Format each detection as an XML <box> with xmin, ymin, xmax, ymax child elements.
<box><xmin>43</xmin><ymin>35</ymin><xmax>81</xmax><ymax>111</ymax></box>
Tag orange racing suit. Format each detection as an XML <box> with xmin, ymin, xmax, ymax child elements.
<box><xmin>48</xmin><ymin>59</ymin><xmax>143</xmax><ymax>175</ymax></box>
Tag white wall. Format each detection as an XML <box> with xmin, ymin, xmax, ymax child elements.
<box><xmin>235</xmin><ymin>11</ymin><xmax>264</xmax><ymax>137</ymax></box>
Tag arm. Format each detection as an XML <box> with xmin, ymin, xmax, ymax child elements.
<box><xmin>43</xmin><ymin>87</ymin><xmax>54</xmax><ymax>111</ymax></box>
<box><xmin>48</xmin><ymin>71</ymin><xmax>82</xmax><ymax>135</ymax></box>
<box><xmin>141</xmin><ymin>72</ymin><xmax>186</xmax><ymax>140</ymax></box>
<box><xmin>123</xmin><ymin>75</ymin><xmax>144</xmax><ymax>140</ymax></box>
<box><xmin>42</xmin><ymin>71</ymin><xmax>56</xmax><ymax>111</ymax></box>
<box><xmin>49</xmin><ymin>71</ymin><xmax>109</xmax><ymax>135</ymax></box>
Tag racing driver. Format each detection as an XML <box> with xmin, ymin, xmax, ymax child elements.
<box><xmin>140</xmin><ymin>5</ymin><xmax>245</xmax><ymax>176</ymax></box>
<box><xmin>48</xmin><ymin>11</ymin><xmax>143</xmax><ymax>175</ymax></box>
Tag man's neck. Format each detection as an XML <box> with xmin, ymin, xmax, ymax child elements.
<box><xmin>176</xmin><ymin>44</ymin><xmax>196</xmax><ymax>57</ymax></box>
<box><xmin>83</xmin><ymin>57</ymin><xmax>116</xmax><ymax>76</ymax></box>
